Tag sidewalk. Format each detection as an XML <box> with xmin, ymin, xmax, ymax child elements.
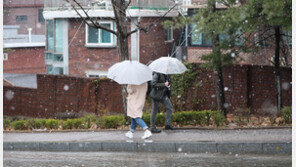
<box><xmin>4</xmin><ymin>128</ymin><xmax>292</xmax><ymax>154</ymax></box>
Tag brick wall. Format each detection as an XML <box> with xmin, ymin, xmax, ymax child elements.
<box><xmin>3</xmin><ymin>47</ymin><xmax>46</xmax><ymax>74</ymax></box>
<box><xmin>4</xmin><ymin>86</ymin><xmax>39</xmax><ymax>117</ymax></box>
<box><xmin>3</xmin><ymin>65</ymin><xmax>291</xmax><ymax>118</ymax></box>
<box><xmin>4</xmin><ymin>74</ymin><xmax>123</xmax><ymax>118</ymax></box>
<box><xmin>67</xmin><ymin>18</ymin><xmax>179</xmax><ymax>77</ymax></box>
<box><xmin>182</xmin><ymin>64</ymin><xmax>292</xmax><ymax>114</ymax></box>
<box><xmin>187</xmin><ymin>46</ymin><xmax>212</xmax><ymax>63</ymax></box>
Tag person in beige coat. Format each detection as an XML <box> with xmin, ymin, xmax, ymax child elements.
<box><xmin>125</xmin><ymin>82</ymin><xmax>152</xmax><ymax>139</ymax></box>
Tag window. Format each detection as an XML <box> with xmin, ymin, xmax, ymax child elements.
<box><xmin>46</xmin><ymin>20</ymin><xmax>54</xmax><ymax>51</ymax></box>
<box><xmin>46</xmin><ymin>65</ymin><xmax>64</xmax><ymax>75</ymax></box>
<box><xmin>165</xmin><ymin>26</ymin><xmax>173</xmax><ymax>41</ymax></box>
<box><xmin>190</xmin><ymin>24</ymin><xmax>243</xmax><ymax>47</ymax></box>
<box><xmin>45</xmin><ymin>19</ymin><xmax>65</xmax><ymax>75</ymax></box>
<box><xmin>55</xmin><ymin>19</ymin><xmax>63</xmax><ymax>53</ymax></box>
<box><xmin>3</xmin><ymin>53</ymin><xmax>8</xmax><ymax>61</ymax></box>
<box><xmin>16</xmin><ymin>15</ymin><xmax>27</xmax><ymax>22</ymax></box>
<box><xmin>46</xmin><ymin>53</ymin><xmax>63</xmax><ymax>62</ymax></box>
<box><xmin>38</xmin><ymin>9</ymin><xmax>45</xmax><ymax>22</ymax></box>
<box><xmin>86</xmin><ymin>22</ymin><xmax>116</xmax><ymax>47</ymax></box>
<box><xmin>190</xmin><ymin>24</ymin><xmax>212</xmax><ymax>47</ymax></box>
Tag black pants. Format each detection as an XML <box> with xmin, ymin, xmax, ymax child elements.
<box><xmin>150</xmin><ymin>96</ymin><xmax>173</xmax><ymax>129</ymax></box>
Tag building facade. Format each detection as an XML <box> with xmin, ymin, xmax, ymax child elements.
<box><xmin>43</xmin><ymin>0</ymin><xmax>187</xmax><ymax>77</ymax></box>
<box><xmin>3</xmin><ymin>0</ymin><xmax>46</xmax><ymax>74</ymax></box>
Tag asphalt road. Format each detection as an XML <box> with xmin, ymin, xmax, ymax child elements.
<box><xmin>4</xmin><ymin>151</ymin><xmax>292</xmax><ymax>167</ymax></box>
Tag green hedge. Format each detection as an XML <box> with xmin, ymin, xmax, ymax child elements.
<box><xmin>25</xmin><ymin>119</ymin><xmax>47</xmax><ymax>130</ymax></box>
<box><xmin>4</xmin><ymin>110</ymin><xmax>226</xmax><ymax>130</ymax></box>
<box><xmin>281</xmin><ymin>106</ymin><xmax>292</xmax><ymax>124</ymax></box>
<box><xmin>11</xmin><ymin>120</ymin><xmax>27</xmax><ymax>130</ymax></box>
<box><xmin>4</xmin><ymin>119</ymin><xmax>11</xmax><ymax>129</ymax></box>
<box><xmin>101</xmin><ymin>115</ymin><xmax>126</xmax><ymax>129</ymax></box>
<box><xmin>45</xmin><ymin>119</ymin><xmax>59</xmax><ymax>129</ymax></box>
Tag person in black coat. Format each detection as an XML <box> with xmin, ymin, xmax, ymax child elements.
<box><xmin>149</xmin><ymin>72</ymin><xmax>175</xmax><ymax>133</ymax></box>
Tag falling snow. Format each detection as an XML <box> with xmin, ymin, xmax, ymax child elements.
<box><xmin>282</xmin><ymin>82</ymin><xmax>290</xmax><ymax>90</ymax></box>
<box><xmin>64</xmin><ymin>85</ymin><xmax>69</xmax><ymax>91</ymax></box>
<box><xmin>5</xmin><ymin>90</ymin><xmax>14</xmax><ymax>100</ymax></box>
<box><xmin>224</xmin><ymin>103</ymin><xmax>229</xmax><ymax>108</ymax></box>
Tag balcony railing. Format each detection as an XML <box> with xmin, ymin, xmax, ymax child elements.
<box><xmin>44</xmin><ymin>0</ymin><xmax>177</xmax><ymax>11</ymax></box>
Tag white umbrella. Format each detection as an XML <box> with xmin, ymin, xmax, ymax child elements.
<box><xmin>107</xmin><ymin>60</ymin><xmax>152</xmax><ymax>85</ymax></box>
<box><xmin>148</xmin><ymin>57</ymin><xmax>187</xmax><ymax>74</ymax></box>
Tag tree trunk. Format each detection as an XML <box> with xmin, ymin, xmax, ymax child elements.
<box><xmin>210</xmin><ymin>2</ymin><xmax>227</xmax><ymax>117</ymax></box>
<box><xmin>111</xmin><ymin>0</ymin><xmax>130</xmax><ymax>120</ymax></box>
<box><xmin>118</xmin><ymin>35</ymin><xmax>129</xmax><ymax>61</ymax></box>
<box><xmin>274</xmin><ymin>26</ymin><xmax>282</xmax><ymax>114</ymax></box>
<box><xmin>213</xmin><ymin>65</ymin><xmax>227</xmax><ymax>116</ymax></box>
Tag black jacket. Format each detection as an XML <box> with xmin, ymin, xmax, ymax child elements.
<box><xmin>149</xmin><ymin>73</ymin><xmax>171</xmax><ymax>100</ymax></box>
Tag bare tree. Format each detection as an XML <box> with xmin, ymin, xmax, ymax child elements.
<box><xmin>65</xmin><ymin>0</ymin><xmax>178</xmax><ymax>119</ymax></box>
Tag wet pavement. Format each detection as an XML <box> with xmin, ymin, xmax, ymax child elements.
<box><xmin>4</xmin><ymin>151</ymin><xmax>292</xmax><ymax>167</ymax></box>
<box><xmin>4</xmin><ymin>128</ymin><xmax>291</xmax><ymax>143</ymax></box>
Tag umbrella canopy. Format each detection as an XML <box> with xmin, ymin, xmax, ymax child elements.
<box><xmin>107</xmin><ymin>60</ymin><xmax>152</xmax><ymax>85</ymax></box>
<box><xmin>148</xmin><ymin>57</ymin><xmax>187</xmax><ymax>74</ymax></box>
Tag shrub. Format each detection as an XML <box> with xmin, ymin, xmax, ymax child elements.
<box><xmin>3</xmin><ymin>119</ymin><xmax>11</xmax><ymax>130</ymax></box>
<box><xmin>34</xmin><ymin>119</ymin><xmax>47</xmax><ymax>129</ymax></box>
<box><xmin>72</xmin><ymin>118</ymin><xmax>86</xmax><ymax>129</ymax></box>
<box><xmin>25</xmin><ymin>119</ymin><xmax>35</xmax><ymax>130</ymax></box>
<box><xmin>5</xmin><ymin>110</ymin><xmax>228</xmax><ymax>131</ymax></box>
<box><xmin>211</xmin><ymin>111</ymin><xmax>226</xmax><ymax>127</ymax></box>
<box><xmin>182</xmin><ymin>111</ymin><xmax>195</xmax><ymax>125</ymax></box>
<box><xmin>102</xmin><ymin>115</ymin><xmax>125</xmax><ymax>129</ymax></box>
<box><xmin>142</xmin><ymin>113</ymin><xmax>150</xmax><ymax>126</ymax></box>
<box><xmin>171</xmin><ymin>110</ymin><xmax>225</xmax><ymax>126</ymax></box>
<box><xmin>155</xmin><ymin>112</ymin><xmax>166</xmax><ymax>126</ymax></box>
<box><xmin>45</xmin><ymin>119</ymin><xmax>58</xmax><ymax>129</ymax></box>
<box><xmin>172</xmin><ymin>112</ymin><xmax>185</xmax><ymax>125</ymax></box>
<box><xmin>11</xmin><ymin>120</ymin><xmax>27</xmax><ymax>130</ymax></box>
<box><xmin>63</xmin><ymin>119</ymin><xmax>73</xmax><ymax>129</ymax></box>
<box><xmin>83</xmin><ymin>114</ymin><xmax>98</xmax><ymax>128</ymax></box>
<box><xmin>281</xmin><ymin>106</ymin><xmax>292</xmax><ymax>124</ymax></box>
<box><xmin>195</xmin><ymin>111</ymin><xmax>209</xmax><ymax>126</ymax></box>
<box><xmin>96</xmin><ymin>118</ymin><xmax>102</xmax><ymax>128</ymax></box>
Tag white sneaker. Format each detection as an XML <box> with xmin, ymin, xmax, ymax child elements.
<box><xmin>142</xmin><ymin>130</ymin><xmax>152</xmax><ymax>139</ymax></box>
<box><xmin>125</xmin><ymin>131</ymin><xmax>133</xmax><ymax>139</ymax></box>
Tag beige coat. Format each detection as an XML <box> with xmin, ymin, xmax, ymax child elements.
<box><xmin>127</xmin><ymin>82</ymin><xmax>147</xmax><ymax>118</ymax></box>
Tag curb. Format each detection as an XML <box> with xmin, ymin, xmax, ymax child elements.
<box><xmin>4</xmin><ymin>141</ymin><xmax>291</xmax><ymax>154</ymax></box>
<box><xmin>3</xmin><ymin>126</ymin><xmax>292</xmax><ymax>133</ymax></box>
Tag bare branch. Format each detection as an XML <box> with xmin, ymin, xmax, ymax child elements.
<box><xmin>238</xmin><ymin>33</ymin><xmax>275</xmax><ymax>51</ymax></box>
<box><xmin>66</xmin><ymin>0</ymin><xmax>118</xmax><ymax>35</ymax></box>
<box><xmin>126</xmin><ymin>2</ymin><xmax>178</xmax><ymax>36</ymax></box>
<box><xmin>124</xmin><ymin>0</ymin><xmax>132</xmax><ymax>10</ymax></box>
<box><xmin>280</xmin><ymin>34</ymin><xmax>292</xmax><ymax>38</ymax></box>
